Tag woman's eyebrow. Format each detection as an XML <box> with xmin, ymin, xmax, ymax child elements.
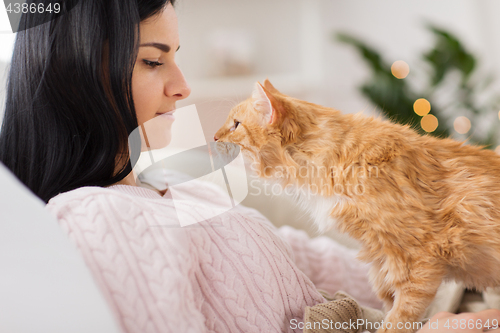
<box><xmin>139</xmin><ymin>43</ymin><xmax>181</xmax><ymax>53</ymax></box>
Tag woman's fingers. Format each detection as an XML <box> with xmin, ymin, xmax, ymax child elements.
<box><xmin>474</xmin><ymin>309</ymin><xmax>500</xmax><ymax>323</ymax></box>
<box><xmin>430</xmin><ymin>311</ymin><xmax>454</xmax><ymax>320</ymax></box>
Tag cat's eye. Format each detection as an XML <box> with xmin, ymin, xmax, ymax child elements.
<box><xmin>230</xmin><ymin>120</ymin><xmax>241</xmax><ymax>132</ymax></box>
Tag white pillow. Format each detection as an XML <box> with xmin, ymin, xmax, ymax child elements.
<box><xmin>0</xmin><ymin>163</ymin><xmax>121</xmax><ymax>333</ymax></box>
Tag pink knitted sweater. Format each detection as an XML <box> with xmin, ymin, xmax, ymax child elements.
<box><xmin>46</xmin><ymin>180</ymin><xmax>382</xmax><ymax>333</ymax></box>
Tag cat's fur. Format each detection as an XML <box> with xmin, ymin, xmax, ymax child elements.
<box><xmin>214</xmin><ymin>80</ymin><xmax>500</xmax><ymax>333</ymax></box>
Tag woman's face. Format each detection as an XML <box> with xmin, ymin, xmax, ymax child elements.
<box><xmin>132</xmin><ymin>3</ymin><xmax>190</xmax><ymax>148</ymax></box>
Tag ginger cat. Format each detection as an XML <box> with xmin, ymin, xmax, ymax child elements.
<box><xmin>214</xmin><ymin>79</ymin><xmax>500</xmax><ymax>333</ymax></box>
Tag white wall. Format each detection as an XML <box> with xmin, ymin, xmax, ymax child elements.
<box><xmin>2</xmin><ymin>0</ymin><xmax>500</xmax><ymax>136</ymax></box>
<box><xmin>0</xmin><ymin>4</ymin><xmax>16</xmax><ymax>124</ymax></box>
<box><xmin>170</xmin><ymin>0</ymin><xmax>500</xmax><ymax>144</ymax></box>
<box><xmin>175</xmin><ymin>0</ymin><xmax>303</xmax><ymax>80</ymax></box>
<box><xmin>0</xmin><ymin>61</ymin><xmax>8</xmax><ymax>127</ymax></box>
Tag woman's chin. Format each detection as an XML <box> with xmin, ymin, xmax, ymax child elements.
<box><xmin>138</xmin><ymin>115</ymin><xmax>175</xmax><ymax>151</ymax></box>
<box><xmin>140</xmin><ymin>133</ymin><xmax>172</xmax><ymax>151</ymax></box>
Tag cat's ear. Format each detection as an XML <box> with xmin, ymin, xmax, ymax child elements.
<box><xmin>263</xmin><ymin>79</ymin><xmax>280</xmax><ymax>94</ymax></box>
<box><xmin>252</xmin><ymin>82</ymin><xmax>279</xmax><ymax>125</ymax></box>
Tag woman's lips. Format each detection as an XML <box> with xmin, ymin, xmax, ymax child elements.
<box><xmin>156</xmin><ymin>110</ymin><xmax>175</xmax><ymax>120</ymax></box>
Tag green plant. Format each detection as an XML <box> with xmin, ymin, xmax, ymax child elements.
<box><xmin>336</xmin><ymin>25</ymin><xmax>500</xmax><ymax>148</ymax></box>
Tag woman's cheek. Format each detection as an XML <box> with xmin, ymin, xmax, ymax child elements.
<box><xmin>133</xmin><ymin>75</ymin><xmax>162</xmax><ymax>125</ymax></box>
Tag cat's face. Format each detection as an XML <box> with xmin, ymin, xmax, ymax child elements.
<box><xmin>214</xmin><ymin>80</ymin><xmax>296</xmax><ymax>164</ymax></box>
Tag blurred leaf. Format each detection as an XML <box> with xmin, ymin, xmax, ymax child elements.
<box><xmin>478</xmin><ymin>128</ymin><xmax>497</xmax><ymax>149</ymax></box>
<box><xmin>423</xmin><ymin>25</ymin><xmax>476</xmax><ymax>86</ymax></box>
<box><xmin>336</xmin><ymin>33</ymin><xmax>388</xmax><ymax>73</ymax></box>
<box><xmin>334</xmin><ymin>26</ymin><xmax>500</xmax><ymax>148</ymax></box>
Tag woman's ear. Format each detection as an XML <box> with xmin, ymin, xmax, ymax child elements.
<box><xmin>252</xmin><ymin>82</ymin><xmax>281</xmax><ymax>126</ymax></box>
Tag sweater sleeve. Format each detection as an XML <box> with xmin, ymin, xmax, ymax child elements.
<box><xmin>276</xmin><ymin>226</ymin><xmax>384</xmax><ymax>309</ymax></box>
<box><xmin>46</xmin><ymin>189</ymin><xmax>208</xmax><ymax>333</ymax></box>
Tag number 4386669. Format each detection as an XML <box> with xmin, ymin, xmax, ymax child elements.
<box><xmin>6</xmin><ymin>3</ymin><xmax>61</xmax><ymax>14</ymax></box>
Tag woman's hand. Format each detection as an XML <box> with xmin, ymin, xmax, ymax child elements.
<box><xmin>419</xmin><ymin>310</ymin><xmax>500</xmax><ymax>332</ymax></box>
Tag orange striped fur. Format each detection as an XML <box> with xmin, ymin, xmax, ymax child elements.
<box><xmin>214</xmin><ymin>80</ymin><xmax>500</xmax><ymax>333</ymax></box>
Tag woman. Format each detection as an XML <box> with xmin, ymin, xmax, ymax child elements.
<box><xmin>0</xmin><ymin>1</ymin><xmax>498</xmax><ymax>332</ymax></box>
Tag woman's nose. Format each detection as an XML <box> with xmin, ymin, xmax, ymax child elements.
<box><xmin>166</xmin><ymin>65</ymin><xmax>191</xmax><ymax>100</ymax></box>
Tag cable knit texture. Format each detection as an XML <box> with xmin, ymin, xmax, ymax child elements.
<box><xmin>46</xmin><ymin>179</ymin><xmax>382</xmax><ymax>333</ymax></box>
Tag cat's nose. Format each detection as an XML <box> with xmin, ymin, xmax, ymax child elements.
<box><xmin>214</xmin><ymin>135</ymin><xmax>219</xmax><ymax>142</ymax></box>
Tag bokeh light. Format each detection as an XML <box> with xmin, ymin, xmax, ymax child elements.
<box><xmin>391</xmin><ymin>60</ymin><xmax>410</xmax><ymax>79</ymax></box>
<box><xmin>414</xmin><ymin>98</ymin><xmax>431</xmax><ymax>116</ymax></box>
<box><xmin>421</xmin><ymin>114</ymin><xmax>438</xmax><ymax>133</ymax></box>
<box><xmin>453</xmin><ymin>116</ymin><xmax>471</xmax><ymax>134</ymax></box>
<box><xmin>498</xmin><ymin>110</ymin><xmax>500</xmax><ymax>121</ymax></box>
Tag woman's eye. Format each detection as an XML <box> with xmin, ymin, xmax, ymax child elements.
<box><xmin>143</xmin><ymin>60</ymin><xmax>163</xmax><ymax>68</ymax></box>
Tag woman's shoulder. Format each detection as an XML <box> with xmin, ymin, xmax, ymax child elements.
<box><xmin>48</xmin><ymin>186</ymin><xmax>115</xmax><ymax>201</ymax></box>
<box><xmin>45</xmin><ymin>185</ymin><xmax>188</xmax><ymax>245</ymax></box>
<box><xmin>48</xmin><ymin>186</ymin><xmax>130</xmax><ymax>208</ymax></box>
<box><xmin>46</xmin><ymin>185</ymin><xmax>170</xmax><ymax>220</ymax></box>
